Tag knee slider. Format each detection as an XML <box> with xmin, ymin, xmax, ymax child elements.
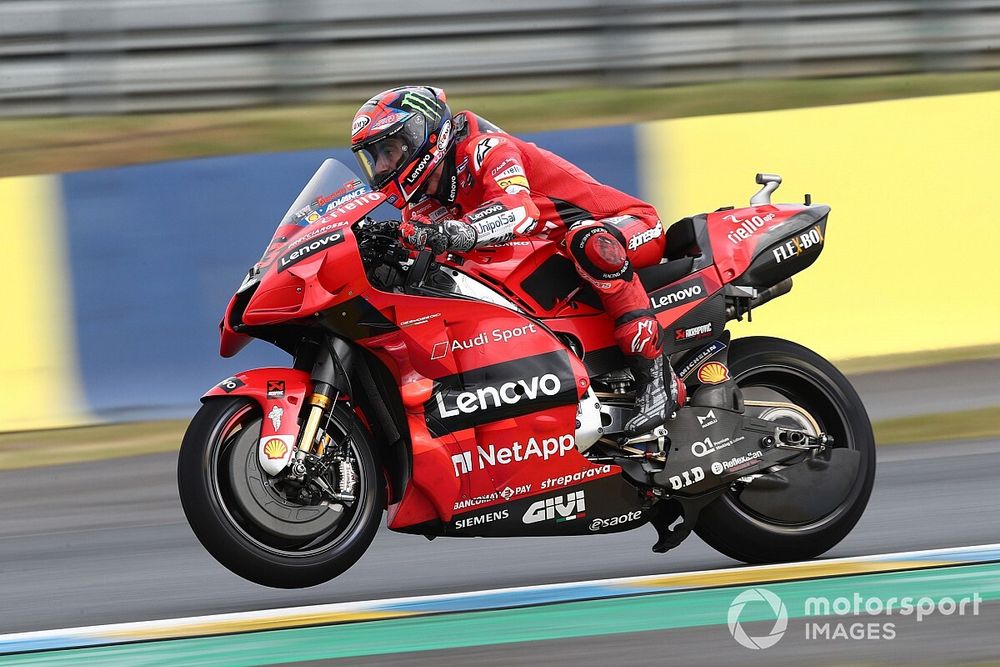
<box><xmin>569</xmin><ymin>226</ymin><xmax>629</xmax><ymax>280</ymax></box>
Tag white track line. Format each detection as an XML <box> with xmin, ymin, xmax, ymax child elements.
<box><xmin>1</xmin><ymin>542</ymin><xmax>998</xmax><ymax>653</ymax></box>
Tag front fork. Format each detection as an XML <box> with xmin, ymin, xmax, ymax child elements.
<box><xmin>294</xmin><ymin>390</ymin><xmax>334</xmax><ymax>461</ymax></box>
<box><xmin>294</xmin><ymin>337</ymin><xmax>351</xmax><ymax>461</ymax></box>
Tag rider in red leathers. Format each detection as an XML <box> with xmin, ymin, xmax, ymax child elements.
<box><xmin>351</xmin><ymin>86</ymin><xmax>684</xmax><ymax>436</ymax></box>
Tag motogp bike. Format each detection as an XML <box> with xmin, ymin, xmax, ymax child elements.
<box><xmin>177</xmin><ymin>160</ymin><xmax>875</xmax><ymax>588</ymax></box>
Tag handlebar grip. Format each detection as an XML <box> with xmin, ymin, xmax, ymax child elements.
<box><xmin>755</xmin><ymin>173</ymin><xmax>783</xmax><ymax>185</ymax></box>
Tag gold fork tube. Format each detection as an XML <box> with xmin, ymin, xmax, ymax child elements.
<box><xmin>297</xmin><ymin>391</ymin><xmax>332</xmax><ymax>456</ymax></box>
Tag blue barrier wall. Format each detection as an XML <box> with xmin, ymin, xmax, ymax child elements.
<box><xmin>60</xmin><ymin>124</ymin><xmax>640</xmax><ymax>420</ymax></box>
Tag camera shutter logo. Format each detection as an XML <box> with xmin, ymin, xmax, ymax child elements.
<box><xmin>728</xmin><ymin>588</ymin><xmax>788</xmax><ymax>649</ymax></box>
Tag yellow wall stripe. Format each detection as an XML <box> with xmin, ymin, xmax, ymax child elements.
<box><xmin>640</xmin><ymin>91</ymin><xmax>1000</xmax><ymax>360</ymax></box>
<box><xmin>0</xmin><ymin>175</ymin><xmax>90</xmax><ymax>430</ymax></box>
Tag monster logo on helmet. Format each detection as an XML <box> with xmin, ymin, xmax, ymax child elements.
<box><xmin>398</xmin><ymin>92</ymin><xmax>444</xmax><ymax>120</ymax></box>
<box><xmin>350</xmin><ymin>86</ymin><xmax>455</xmax><ymax>207</ymax></box>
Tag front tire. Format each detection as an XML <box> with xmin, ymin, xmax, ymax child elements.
<box><xmin>178</xmin><ymin>397</ymin><xmax>384</xmax><ymax>588</ymax></box>
<box><xmin>694</xmin><ymin>336</ymin><xmax>875</xmax><ymax>563</ymax></box>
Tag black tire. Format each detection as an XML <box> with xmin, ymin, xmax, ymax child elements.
<box><xmin>693</xmin><ymin>336</ymin><xmax>875</xmax><ymax>563</ymax></box>
<box><xmin>177</xmin><ymin>397</ymin><xmax>384</xmax><ymax>588</ymax></box>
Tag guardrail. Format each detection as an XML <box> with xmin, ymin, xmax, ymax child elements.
<box><xmin>2</xmin><ymin>0</ymin><xmax>1000</xmax><ymax>116</ymax></box>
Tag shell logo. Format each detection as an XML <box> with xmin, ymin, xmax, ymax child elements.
<box><xmin>697</xmin><ymin>362</ymin><xmax>730</xmax><ymax>385</ymax></box>
<box><xmin>263</xmin><ymin>438</ymin><xmax>289</xmax><ymax>460</ymax></box>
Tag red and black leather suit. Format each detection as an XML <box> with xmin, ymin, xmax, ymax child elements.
<box><xmin>406</xmin><ymin>111</ymin><xmax>668</xmax><ymax>365</ymax></box>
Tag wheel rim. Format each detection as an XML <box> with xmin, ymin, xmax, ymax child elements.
<box><xmin>724</xmin><ymin>362</ymin><xmax>863</xmax><ymax>530</ymax></box>
<box><xmin>207</xmin><ymin>402</ymin><xmax>368</xmax><ymax>558</ymax></box>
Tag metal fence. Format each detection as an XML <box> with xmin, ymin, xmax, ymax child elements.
<box><xmin>2</xmin><ymin>0</ymin><xmax>999</xmax><ymax>116</ymax></box>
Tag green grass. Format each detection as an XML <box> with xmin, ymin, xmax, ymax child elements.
<box><xmin>873</xmin><ymin>405</ymin><xmax>1000</xmax><ymax>446</ymax></box>
<box><xmin>0</xmin><ymin>419</ymin><xmax>186</xmax><ymax>469</ymax></box>
<box><xmin>4</xmin><ymin>70</ymin><xmax>1000</xmax><ymax>177</ymax></box>
<box><xmin>836</xmin><ymin>343</ymin><xmax>1000</xmax><ymax>375</ymax></box>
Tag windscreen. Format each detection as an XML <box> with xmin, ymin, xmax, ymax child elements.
<box><xmin>278</xmin><ymin>158</ymin><xmax>371</xmax><ymax>229</ymax></box>
<box><xmin>239</xmin><ymin>160</ymin><xmax>375</xmax><ymax>291</ymax></box>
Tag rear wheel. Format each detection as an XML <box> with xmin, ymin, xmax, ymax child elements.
<box><xmin>693</xmin><ymin>336</ymin><xmax>875</xmax><ymax>563</ymax></box>
<box><xmin>177</xmin><ymin>397</ymin><xmax>383</xmax><ymax>588</ymax></box>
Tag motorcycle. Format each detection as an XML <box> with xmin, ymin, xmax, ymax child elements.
<box><xmin>177</xmin><ymin>160</ymin><xmax>875</xmax><ymax>588</ymax></box>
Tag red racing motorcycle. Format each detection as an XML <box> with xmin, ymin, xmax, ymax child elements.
<box><xmin>178</xmin><ymin>159</ymin><xmax>875</xmax><ymax>588</ymax></box>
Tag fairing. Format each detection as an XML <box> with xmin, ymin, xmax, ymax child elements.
<box><xmin>203</xmin><ymin>369</ymin><xmax>313</xmax><ymax>476</ymax></box>
<box><xmin>213</xmin><ymin>159</ymin><xmax>832</xmax><ymax>537</ymax></box>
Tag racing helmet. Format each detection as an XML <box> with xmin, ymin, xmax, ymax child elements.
<box><xmin>350</xmin><ymin>86</ymin><xmax>454</xmax><ymax>208</ymax></box>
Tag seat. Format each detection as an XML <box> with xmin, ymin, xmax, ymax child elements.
<box><xmin>663</xmin><ymin>216</ymin><xmax>700</xmax><ymax>260</ymax></box>
<box><xmin>637</xmin><ymin>256</ymin><xmax>695</xmax><ymax>292</ymax></box>
<box><xmin>637</xmin><ymin>217</ymin><xmax>701</xmax><ymax>291</ymax></box>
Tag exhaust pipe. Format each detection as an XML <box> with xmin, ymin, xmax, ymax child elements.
<box><xmin>726</xmin><ymin>278</ymin><xmax>793</xmax><ymax>320</ymax></box>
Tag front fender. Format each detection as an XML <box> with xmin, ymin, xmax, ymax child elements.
<box><xmin>205</xmin><ymin>369</ymin><xmax>313</xmax><ymax>475</ymax></box>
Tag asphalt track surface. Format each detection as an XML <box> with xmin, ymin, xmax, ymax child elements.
<box><xmin>331</xmin><ymin>601</ymin><xmax>1000</xmax><ymax>666</ymax></box>
<box><xmin>849</xmin><ymin>358</ymin><xmax>1000</xmax><ymax>420</ymax></box>
<box><xmin>1</xmin><ymin>362</ymin><xmax>998</xmax><ymax>662</ymax></box>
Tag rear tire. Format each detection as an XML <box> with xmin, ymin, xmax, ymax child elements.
<box><xmin>178</xmin><ymin>397</ymin><xmax>384</xmax><ymax>588</ymax></box>
<box><xmin>693</xmin><ymin>336</ymin><xmax>875</xmax><ymax>563</ymax></box>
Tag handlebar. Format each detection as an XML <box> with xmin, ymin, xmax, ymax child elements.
<box><xmin>356</xmin><ymin>218</ymin><xmax>410</xmax><ymax>269</ymax></box>
<box><xmin>356</xmin><ymin>218</ymin><xmax>401</xmax><ymax>238</ymax></box>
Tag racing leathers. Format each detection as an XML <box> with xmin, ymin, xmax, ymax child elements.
<box><xmin>402</xmin><ymin>112</ymin><xmax>684</xmax><ymax>436</ymax></box>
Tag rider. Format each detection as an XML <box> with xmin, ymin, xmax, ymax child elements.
<box><xmin>350</xmin><ymin>85</ymin><xmax>684</xmax><ymax>436</ymax></box>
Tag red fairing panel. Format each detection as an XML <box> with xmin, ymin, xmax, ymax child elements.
<box><xmin>220</xmin><ymin>291</ymin><xmax>253</xmax><ymax>358</ymax></box>
<box><xmin>706</xmin><ymin>204</ymin><xmax>809</xmax><ymax>282</ymax></box>
<box><xmin>203</xmin><ymin>369</ymin><xmax>311</xmax><ymax>444</ymax></box>
<box><xmin>242</xmin><ymin>196</ymin><xmax>383</xmax><ymax>326</ymax></box>
<box><xmin>350</xmin><ymin>291</ymin><xmax>617</xmax><ymax>531</ymax></box>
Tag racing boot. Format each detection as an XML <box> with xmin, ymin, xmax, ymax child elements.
<box><xmin>616</xmin><ymin>314</ymin><xmax>685</xmax><ymax>437</ymax></box>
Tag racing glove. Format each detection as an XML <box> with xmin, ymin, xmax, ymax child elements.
<box><xmin>400</xmin><ymin>217</ymin><xmax>477</xmax><ymax>255</ymax></box>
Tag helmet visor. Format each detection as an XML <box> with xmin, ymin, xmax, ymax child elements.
<box><xmin>353</xmin><ymin>113</ymin><xmax>427</xmax><ymax>190</ymax></box>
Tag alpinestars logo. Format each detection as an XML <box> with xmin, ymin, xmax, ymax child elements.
<box><xmin>630</xmin><ymin>320</ymin><xmax>656</xmax><ymax>354</ymax></box>
<box><xmin>627</xmin><ymin>224</ymin><xmax>662</xmax><ymax>251</ymax></box>
<box><xmin>522</xmin><ymin>491</ymin><xmax>586</xmax><ymax>524</ymax></box>
<box><xmin>424</xmin><ymin>351</ymin><xmax>577</xmax><ymax>437</ymax></box>
<box><xmin>473</xmin><ymin>137</ymin><xmax>502</xmax><ymax>171</ymax></box>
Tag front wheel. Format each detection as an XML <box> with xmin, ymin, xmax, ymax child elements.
<box><xmin>694</xmin><ymin>336</ymin><xmax>876</xmax><ymax>563</ymax></box>
<box><xmin>177</xmin><ymin>397</ymin><xmax>384</xmax><ymax>588</ymax></box>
